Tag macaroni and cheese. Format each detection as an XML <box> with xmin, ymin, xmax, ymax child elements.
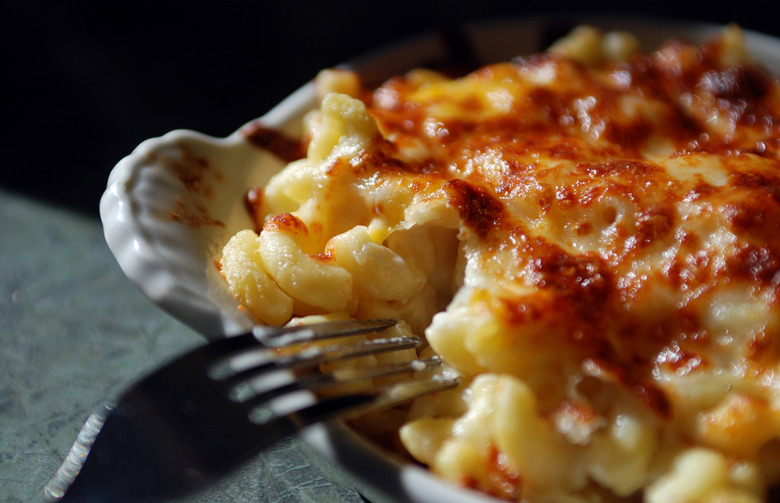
<box><xmin>219</xmin><ymin>25</ymin><xmax>780</xmax><ymax>502</ymax></box>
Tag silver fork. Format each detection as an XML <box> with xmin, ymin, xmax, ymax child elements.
<box><xmin>44</xmin><ymin>319</ymin><xmax>456</xmax><ymax>503</ymax></box>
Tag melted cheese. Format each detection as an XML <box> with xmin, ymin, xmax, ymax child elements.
<box><xmin>220</xmin><ymin>25</ymin><xmax>780</xmax><ymax>502</ymax></box>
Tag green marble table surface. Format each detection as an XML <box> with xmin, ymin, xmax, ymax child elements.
<box><xmin>0</xmin><ymin>188</ymin><xmax>367</xmax><ymax>502</ymax></box>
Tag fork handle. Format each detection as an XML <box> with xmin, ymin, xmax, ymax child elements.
<box><xmin>43</xmin><ymin>395</ymin><xmax>281</xmax><ymax>503</ymax></box>
<box><xmin>44</xmin><ymin>401</ymin><xmax>113</xmax><ymax>503</ymax></box>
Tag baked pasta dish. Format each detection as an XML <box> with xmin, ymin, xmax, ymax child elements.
<box><xmin>218</xmin><ymin>25</ymin><xmax>780</xmax><ymax>502</ymax></box>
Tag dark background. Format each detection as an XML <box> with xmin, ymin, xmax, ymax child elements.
<box><xmin>5</xmin><ymin>0</ymin><xmax>779</xmax><ymax>218</ymax></box>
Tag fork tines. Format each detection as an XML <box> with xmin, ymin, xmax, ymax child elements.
<box><xmin>217</xmin><ymin>318</ymin><xmax>458</xmax><ymax>427</ymax></box>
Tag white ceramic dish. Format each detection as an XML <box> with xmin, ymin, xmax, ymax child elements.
<box><xmin>100</xmin><ymin>16</ymin><xmax>780</xmax><ymax>503</ymax></box>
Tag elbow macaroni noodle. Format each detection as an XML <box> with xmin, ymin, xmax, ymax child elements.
<box><xmin>220</xmin><ymin>26</ymin><xmax>780</xmax><ymax>502</ymax></box>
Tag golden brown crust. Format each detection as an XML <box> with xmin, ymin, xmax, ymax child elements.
<box><xmin>362</xmin><ymin>33</ymin><xmax>780</xmax><ymax>416</ymax></box>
